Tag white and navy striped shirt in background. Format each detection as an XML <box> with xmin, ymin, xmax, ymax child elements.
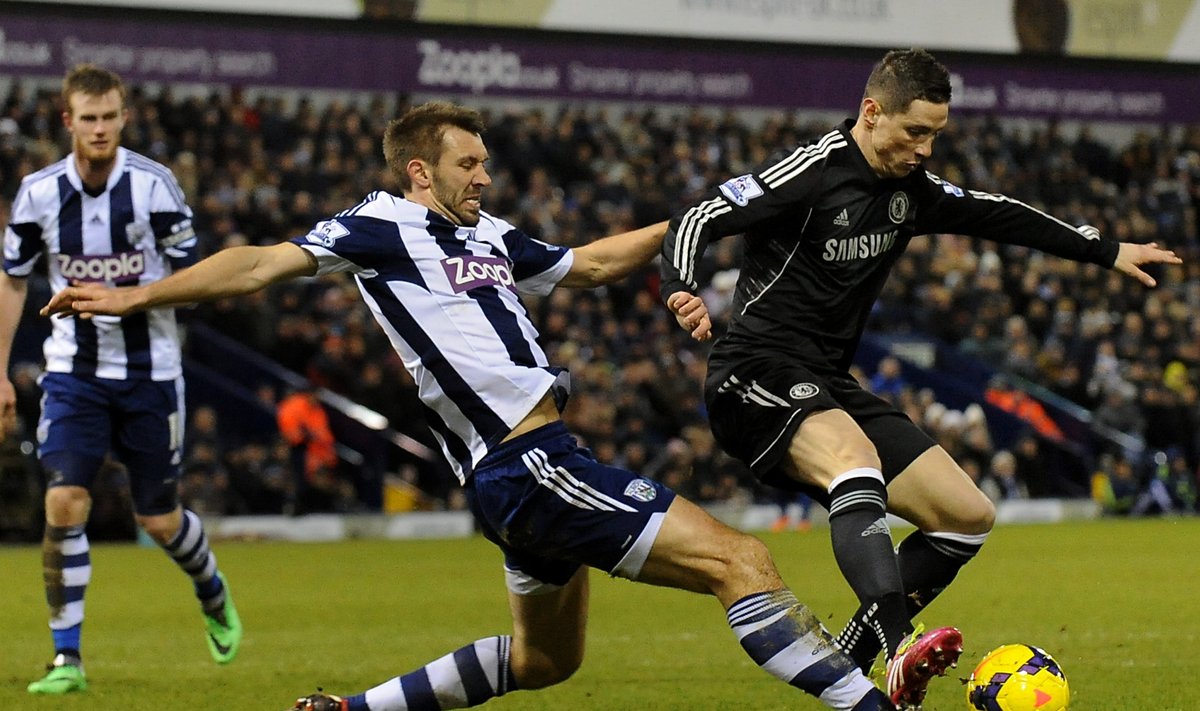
<box><xmin>4</xmin><ymin>147</ymin><xmax>197</xmax><ymax>381</ymax></box>
<box><xmin>292</xmin><ymin>192</ymin><xmax>574</xmax><ymax>484</ymax></box>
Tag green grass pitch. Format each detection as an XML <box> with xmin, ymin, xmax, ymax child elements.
<box><xmin>2</xmin><ymin>517</ymin><xmax>1196</xmax><ymax>710</ymax></box>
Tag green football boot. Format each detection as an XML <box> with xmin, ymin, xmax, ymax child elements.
<box><xmin>28</xmin><ymin>655</ymin><xmax>88</xmax><ymax>694</ymax></box>
<box><xmin>204</xmin><ymin>572</ymin><xmax>243</xmax><ymax>664</ymax></box>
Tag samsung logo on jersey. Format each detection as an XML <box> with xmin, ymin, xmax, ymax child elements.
<box><xmin>443</xmin><ymin>254</ymin><xmax>516</xmax><ymax>293</ymax></box>
<box><xmin>822</xmin><ymin>230</ymin><xmax>897</xmax><ymax>262</ymax></box>
<box><xmin>56</xmin><ymin>252</ymin><xmax>145</xmax><ymax>282</ymax></box>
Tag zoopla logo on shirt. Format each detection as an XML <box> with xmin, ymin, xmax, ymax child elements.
<box><xmin>56</xmin><ymin>251</ymin><xmax>145</xmax><ymax>282</ymax></box>
<box><xmin>442</xmin><ymin>254</ymin><xmax>516</xmax><ymax>294</ymax></box>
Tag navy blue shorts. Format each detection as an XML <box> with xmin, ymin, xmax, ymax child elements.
<box><xmin>466</xmin><ymin>421</ymin><xmax>675</xmax><ymax>593</ymax></box>
<box><xmin>38</xmin><ymin>372</ymin><xmax>185</xmax><ymax>516</ymax></box>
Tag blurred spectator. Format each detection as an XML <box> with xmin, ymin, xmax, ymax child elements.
<box><xmin>9</xmin><ymin>361</ymin><xmax>41</xmax><ymax>441</ymax></box>
<box><xmin>984</xmin><ymin>375</ymin><xmax>1065</xmax><ymax>442</ymax></box>
<box><xmin>770</xmin><ymin>491</ymin><xmax>815</xmax><ymax>533</ymax></box>
<box><xmin>1132</xmin><ymin>450</ymin><xmax>1181</xmax><ymax>515</ymax></box>
<box><xmin>868</xmin><ymin>356</ymin><xmax>908</xmax><ymax>403</ymax></box>
<box><xmin>680</xmin><ymin>422</ymin><xmax>745</xmax><ymax>502</ymax></box>
<box><xmin>186</xmin><ymin>405</ymin><xmax>223</xmax><ymax>460</ymax></box>
<box><xmin>930</xmin><ymin>408</ymin><xmax>969</xmax><ymax>460</ymax></box>
<box><xmin>179</xmin><ymin>441</ymin><xmax>230</xmax><ymax>516</ymax></box>
<box><xmin>646</xmin><ymin>437</ymin><xmax>697</xmax><ymax>499</ymax></box>
<box><xmin>382</xmin><ymin>464</ymin><xmax>434</xmax><ymax>513</ymax></box>
<box><xmin>0</xmin><ymin>431</ymin><xmax>41</xmax><ymax>541</ymax></box>
<box><xmin>225</xmin><ymin>441</ymin><xmax>292</xmax><ymax>514</ymax></box>
<box><xmin>1092</xmin><ymin>383</ymin><xmax>1146</xmax><ymax>442</ymax></box>
<box><xmin>1011</xmin><ymin>432</ymin><xmax>1051</xmax><ymax>498</ymax></box>
<box><xmin>1167</xmin><ymin>448</ymin><xmax>1198</xmax><ymax>513</ymax></box>
<box><xmin>276</xmin><ymin>384</ymin><xmax>350</xmax><ymax>514</ymax></box>
<box><xmin>1132</xmin><ymin>449</ymin><xmax>1197</xmax><ymax>515</ymax></box>
<box><xmin>1091</xmin><ymin>452</ymin><xmax>1139</xmax><ymax>515</ymax></box>
<box><xmin>958</xmin><ymin>404</ymin><xmax>995</xmax><ymax>477</ymax></box>
<box><xmin>980</xmin><ymin>450</ymin><xmax>1028</xmax><ymax>502</ymax></box>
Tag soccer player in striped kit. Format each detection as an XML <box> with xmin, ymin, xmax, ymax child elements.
<box><xmin>45</xmin><ymin>101</ymin><xmax>896</xmax><ymax>711</ymax></box>
<box><xmin>0</xmin><ymin>64</ymin><xmax>242</xmax><ymax>695</ymax></box>
<box><xmin>660</xmin><ymin>48</ymin><xmax>1181</xmax><ymax>709</ymax></box>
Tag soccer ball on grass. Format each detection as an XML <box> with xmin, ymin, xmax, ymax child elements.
<box><xmin>965</xmin><ymin>643</ymin><xmax>1070</xmax><ymax>710</ymax></box>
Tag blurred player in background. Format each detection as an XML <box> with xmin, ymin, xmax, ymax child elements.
<box><xmin>661</xmin><ymin>47</ymin><xmax>1181</xmax><ymax>709</ymax></box>
<box><xmin>0</xmin><ymin>64</ymin><xmax>242</xmax><ymax>695</ymax></box>
<box><xmin>46</xmin><ymin>100</ymin><xmax>896</xmax><ymax>711</ymax></box>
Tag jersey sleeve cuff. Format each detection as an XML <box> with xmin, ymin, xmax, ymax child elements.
<box><xmin>659</xmin><ymin>278</ymin><xmax>693</xmax><ymax>304</ymax></box>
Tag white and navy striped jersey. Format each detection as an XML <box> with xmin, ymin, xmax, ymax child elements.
<box><xmin>660</xmin><ymin>119</ymin><xmax>1119</xmax><ymax>370</ymax></box>
<box><xmin>4</xmin><ymin>147</ymin><xmax>197</xmax><ymax>380</ymax></box>
<box><xmin>291</xmin><ymin>192</ymin><xmax>574</xmax><ymax>484</ymax></box>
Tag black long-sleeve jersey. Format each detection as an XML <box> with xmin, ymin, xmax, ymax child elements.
<box><xmin>660</xmin><ymin>120</ymin><xmax>1120</xmax><ymax>370</ymax></box>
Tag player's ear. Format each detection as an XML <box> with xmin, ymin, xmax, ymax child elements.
<box><xmin>862</xmin><ymin>98</ymin><xmax>882</xmax><ymax>129</ymax></box>
<box><xmin>407</xmin><ymin>158</ymin><xmax>431</xmax><ymax>188</ymax></box>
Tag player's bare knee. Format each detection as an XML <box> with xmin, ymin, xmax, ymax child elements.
<box><xmin>43</xmin><ymin>486</ymin><xmax>90</xmax><ymax>524</ymax></box>
<box><xmin>137</xmin><ymin>515</ymin><xmax>180</xmax><ymax>544</ymax></box>
<box><xmin>958</xmin><ymin>488</ymin><xmax>996</xmax><ymax>533</ymax></box>
<box><xmin>510</xmin><ymin>651</ymin><xmax>582</xmax><ymax>690</ymax></box>
<box><xmin>969</xmin><ymin>496</ymin><xmax>997</xmax><ymax>533</ymax></box>
<box><xmin>715</xmin><ymin>531</ymin><xmax>781</xmax><ymax>595</ymax></box>
<box><xmin>938</xmin><ymin>494</ymin><xmax>995</xmax><ymax>535</ymax></box>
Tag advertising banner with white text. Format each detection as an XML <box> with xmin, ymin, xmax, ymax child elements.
<box><xmin>1</xmin><ymin>6</ymin><xmax>1196</xmax><ymax>122</ymax></box>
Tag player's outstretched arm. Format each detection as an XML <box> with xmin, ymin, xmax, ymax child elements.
<box><xmin>1112</xmin><ymin>241</ymin><xmax>1182</xmax><ymax>287</ymax></box>
<box><xmin>42</xmin><ymin>242</ymin><xmax>317</xmax><ymax>319</ymax></box>
<box><xmin>559</xmin><ymin>220</ymin><xmax>669</xmax><ymax>288</ymax></box>
<box><xmin>666</xmin><ymin>290</ymin><xmax>713</xmax><ymax>342</ymax></box>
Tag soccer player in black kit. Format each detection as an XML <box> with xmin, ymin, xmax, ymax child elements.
<box><xmin>660</xmin><ymin>48</ymin><xmax>1180</xmax><ymax>710</ymax></box>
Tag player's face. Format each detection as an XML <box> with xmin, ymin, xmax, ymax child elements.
<box><xmin>868</xmin><ymin>99</ymin><xmax>948</xmax><ymax>178</ymax></box>
<box><xmin>429</xmin><ymin>127</ymin><xmax>492</xmax><ymax>227</ymax></box>
<box><xmin>63</xmin><ymin>89</ymin><xmax>127</xmax><ymax>165</ymax></box>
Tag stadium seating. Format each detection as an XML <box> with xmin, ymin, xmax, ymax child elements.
<box><xmin>3</xmin><ymin>85</ymin><xmax>1198</xmax><ymax>515</ymax></box>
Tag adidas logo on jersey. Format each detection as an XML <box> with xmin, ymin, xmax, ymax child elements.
<box><xmin>861</xmin><ymin>517</ymin><xmax>891</xmax><ymax>537</ymax></box>
<box><xmin>833</xmin><ymin>209</ymin><xmax>850</xmax><ymax>227</ymax></box>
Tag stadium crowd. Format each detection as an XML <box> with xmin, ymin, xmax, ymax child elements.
<box><xmin>2</xmin><ymin>82</ymin><xmax>1198</xmax><ymax>527</ymax></box>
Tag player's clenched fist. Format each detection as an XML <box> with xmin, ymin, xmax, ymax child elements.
<box><xmin>667</xmin><ymin>290</ymin><xmax>713</xmax><ymax>342</ymax></box>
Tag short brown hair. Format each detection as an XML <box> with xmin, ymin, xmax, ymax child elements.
<box><xmin>863</xmin><ymin>49</ymin><xmax>951</xmax><ymax>114</ymax></box>
<box><xmin>383</xmin><ymin>101</ymin><xmax>486</xmax><ymax>191</ymax></box>
<box><xmin>62</xmin><ymin>64</ymin><xmax>127</xmax><ymax>108</ymax></box>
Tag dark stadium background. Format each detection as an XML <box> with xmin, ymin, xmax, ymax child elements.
<box><xmin>2</xmin><ymin>0</ymin><xmax>1198</xmax><ymax>542</ymax></box>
